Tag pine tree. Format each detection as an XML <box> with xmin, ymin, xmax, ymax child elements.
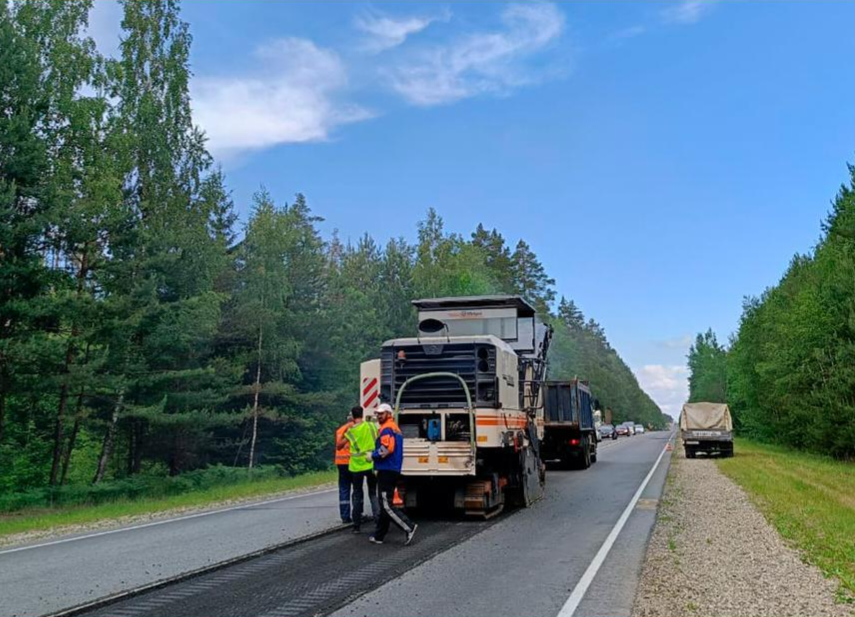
<box><xmin>379</xmin><ymin>237</ymin><xmax>415</xmax><ymax>337</ymax></box>
<box><xmin>0</xmin><ymin>1</ymin><xmax>50</xmax><ymax>450</ymax></box>
<box><xmin>0</xmin><ymin>0</ymin><xmax>129</xmax><ymax>485</ymax></box>
<box><xmin>92</xmin><ymin>0</ymin><xmax>233</xmax><ymax>482</ymax></box>
<box><xmin>557</xmin><ymin>296</ymin><xmax>585</xmax><ymax>331</ymax></box>
<box><xmin>471</xmin><ymin>224</ymin><xmax>514</xmax><ymax>293</ymax></box>
<box><xmin>414</xmin><ymin>209</ymin><xmax>497</xmax><ymax>298</ymax></box>
<box><xmin>511</xmin><ymin>240</ymin><xmax>555</xmax><ymax>314</ymax></box>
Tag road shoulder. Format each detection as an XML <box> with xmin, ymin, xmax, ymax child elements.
<box><xmin>632</xmin><ymin>442</ymin><xmax>851</xmax><ymax>617</ymax></box>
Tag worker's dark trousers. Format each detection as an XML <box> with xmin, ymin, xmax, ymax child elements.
<box><xmin>374</xmin><ymin>470</ymin><xmax>414</xmax><ymax>541</ymax></box>
<box><xmin>350</xmin><ymin>470</ymin><xmax>379</xmax><ymax>529</ymax></box>
<box><xmin>337</xmin><ymin>464</ymin><xmax>352</xmax><ymax>523</ymax></box>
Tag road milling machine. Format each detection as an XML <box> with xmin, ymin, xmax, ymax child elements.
<box><xmin>359</xmin><ymin>295</ymin><xmax>552</xmax><ymax>518</ymax></box>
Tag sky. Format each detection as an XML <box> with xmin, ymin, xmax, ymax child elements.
<box><xmin>88</xmin><ymin>0</ymin><xmax>855</xmax><ymax>419</ymax></box>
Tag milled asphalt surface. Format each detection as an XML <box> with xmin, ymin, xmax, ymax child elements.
<box><xmin>81</xmin><ymin>520</ymin><xmax>499</xmax><ymax>617</ymax></box>
<box><xmin>1</xmin><ymin>433</ymin><xmax>672</xmax><ymax>617</ymax></box>
<box><xmin>332</xmin><ymin>432</ymin><xmax>672</xmax><ymax>617</ymax></box>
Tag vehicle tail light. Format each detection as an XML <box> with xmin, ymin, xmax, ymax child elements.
<box><xmin>569</xmin><ymin>438</ymin><xmax>580</xmax><ymax>446</ymax></box>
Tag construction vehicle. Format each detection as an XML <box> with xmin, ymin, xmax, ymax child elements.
<box><xmin>360</xmin><ymin>295</ymin><xmax>552</xmax><ymax>518</ymax></box>
<box><xmin>680</xmin><ymin>402</ymin><xmax>734</xmax><ymax>458</ymax></box>
<box><xmin>540</xmin><ymin>380</ymin><xmax>598</xmax><ymax>469</ymax></box>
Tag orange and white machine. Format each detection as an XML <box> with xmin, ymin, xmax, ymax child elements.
<box><xmin>359</xmin><ymin>295</ymin><xmax>552</xmax><ymax>517</ymax></box>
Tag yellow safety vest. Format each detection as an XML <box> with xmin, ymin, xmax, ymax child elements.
<box><xmin>345</xmin><ymin>421</ymin><xmax>379</xmax><ymax>473</ymax></box>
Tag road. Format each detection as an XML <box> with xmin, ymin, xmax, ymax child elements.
<box><xmin>0</xmin><ymin>487</ymin><xmax>344</xmax><ymax>617</ymax></box>
<box><xmin>334</xmin><ymin>431</ymin><xmax>672</xmax><ymax>617</ymax></box>
<box><xmin>1</xmin><ymin>432</ymin><xmax>672</xmax><ymax>617</ymax></box>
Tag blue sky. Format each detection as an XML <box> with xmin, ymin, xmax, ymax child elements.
<box><xmin>90</xmin><ymin>0</ymin><xmax>855</xmax><ymax>417</ymax></box>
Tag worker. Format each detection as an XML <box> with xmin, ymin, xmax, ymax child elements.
<box><xmin>365</xmin><ymin>403</ymin><xmax>417</xmax><ymax>545</ymax></box>
<box><xmin>334</xmin><ymin>412</ymin><xmax>354</xmax><ymax>524</ymax></box>
<box><xmin>344</xmin><ymin>405</ymin><xmax>379</xmax><ymax>533</ymax></box>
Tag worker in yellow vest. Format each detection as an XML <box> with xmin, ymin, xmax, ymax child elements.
<box><xmin>345</xmin><ymin>406</ymin><xmax>379</xmax><ymax>533</ymax></box>
<box><xmin>334</xmin><ymin>412</ymin><xmax>354</xmax><ymax>523</ymax></box>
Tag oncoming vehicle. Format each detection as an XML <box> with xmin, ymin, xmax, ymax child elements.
<box><xmin>634</xmin><ymin>425</ymin><xmax>645</xmax><ymax>435</ymax></box>
<box><xmin>615</xmin><ymin>424</ymin><xmax>631</xmax><ymax>437</ymax></box>
<box><xmin>599</xmin><ymin>424</ymin><xmax>617</xmax><ymax>440</ymax></box>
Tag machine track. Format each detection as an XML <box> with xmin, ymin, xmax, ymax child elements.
<box><xmin>54</xmin><ymin>518</ymin><xmax>505</xmax><ymax>617</ymax></box>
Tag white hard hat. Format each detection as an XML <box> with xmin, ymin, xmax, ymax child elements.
<box><xmin>376</xmin><ymin>403</ymin><xmax>393</xmax><ymax>414</ymax></box>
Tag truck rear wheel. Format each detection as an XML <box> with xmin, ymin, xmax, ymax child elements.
<box><xmin>685</xmin><ymin>446</ymin><xmax>695</xmax><ymax>459</ymax></box>
<box><xmin>576</xmin><ymin>436</ymin><xmax>591</xmax><ymax>470</ymax></box>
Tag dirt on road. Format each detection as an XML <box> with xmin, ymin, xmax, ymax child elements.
<box><xmin>632</xmin><ymin>443</ymin><xmax>852</xmax><ymax>617</ymax></box>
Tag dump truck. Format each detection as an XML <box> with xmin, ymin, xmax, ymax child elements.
<box><xmin>680</xmin><ymin>402</ymin><xmax>734</xmax><ymax>458</ymax></box>
<box><xmin>540</xmin><ymin>380</ymin><xmax>598</xmax><ymax>469</ymax></box>
<box><xmin>360</xmin><ymin>295</ymin><xmax>552</xmax><ymax>518</ymax></box>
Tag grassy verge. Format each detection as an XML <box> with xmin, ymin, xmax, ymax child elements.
<box><xmin>0</xmin><ymin>469</ymin><xmax>336</xmax><ymax>539</ymax></box>
<box><xmin>717</xmin><ymin>438</ymin><xmax>855</xmax><ymax>599</ymax></box>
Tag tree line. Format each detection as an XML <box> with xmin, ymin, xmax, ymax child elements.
<box><xmin>687</xmin><ymin>163</ymin><xmax>855</xmax><ymax>459</ymax></box>
<box><xmin>0</xmin><ymin>0</ymin><xmax>665</xmax><ymax>495</ymax></box>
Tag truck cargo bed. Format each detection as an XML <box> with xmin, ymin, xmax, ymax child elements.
<box><xmin>542</xmin><ymin>381</ymin><xmax>594</xmax><ymax>430</ymax></box>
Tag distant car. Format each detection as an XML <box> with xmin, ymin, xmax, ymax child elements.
<box><xmin>599</xmin><ymin>424</ymin><xmax>617</xmax><ymax>440</ymax></box>
<box><xmin>615</xmin><ymin>424</ymin><xmax>631</xmax><ymax>437</ymax></box>
<box><xmin>634</xmin><ymin>425</ymin><xmax>645</xmax><ymax>435</ymax></box>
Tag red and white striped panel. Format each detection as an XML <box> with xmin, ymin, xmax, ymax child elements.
<box><xmin>362</xmin><ymin>376</ymin><xmax>379</xmax><ymax>411</ymax></box>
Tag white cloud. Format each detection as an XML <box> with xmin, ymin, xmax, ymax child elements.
<box><xmin>355</xmin><ymin>8</ymin><xmax>450</xmax><ymax>53</ymax></box>
<box><xmin>192</xmin><ymin>38</ymin><xmax>372</xmax><ymax>159</ymax></box>
<box><xmin>388</xmin><ymin>2</ymin><xmax>565</xmax><ymax>107</ymax></box>
<box><xmin>634</xmin><ymin>364</ymin><xmax>689</xmax><ymax>419</ymax></box>
<box><xmin>662</xmin><ymin>0</ymin><xmax>717</xmax><ymax>25</ymax></box>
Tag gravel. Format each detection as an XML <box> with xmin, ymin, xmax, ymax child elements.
<box><xmin>632</xmin><ymin>442</ymin><xmax>852</xmax><ymax>617</ymax></box>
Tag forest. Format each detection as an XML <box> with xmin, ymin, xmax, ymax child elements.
<box><xmin>687</xmin><ymin>162</ymin><xmax>855</xmax><ymax>459</ymax></box>
<box><xmin>0</xmin><ymin>0</ymin><xmax>665</xmax><ymax>500</ymax></box>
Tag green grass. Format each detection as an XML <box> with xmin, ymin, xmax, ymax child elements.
<box><xmin>717</xmin><ymin>438</ymin><xmax>855</xmax><ymax>598</ymax></box>
<box><xmin>0</xmin><ymin>469</ymin><xmax>336</xmax><ymax>538</ymax></box>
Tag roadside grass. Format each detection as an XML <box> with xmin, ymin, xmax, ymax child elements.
<box><xmin>663</xmin><ymin>451</ymin><xmax>683</xmax><ymax>561</ymax></box>
<box><xmin>0</xmin><ymin>469</ymin><xmax>336</xmax><ymax>539</ymax></box>
<box><xmin>717</xmin><ymin>438</ymin><xmax>855</xmax><ymax>599</ymax></box>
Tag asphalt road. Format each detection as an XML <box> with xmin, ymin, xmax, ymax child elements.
<box><xmin>1</xmin><ymin>432</ymin><xmax>672</xmax><ymax>617</ymax></box>
<box><xmin>333</xmin><ymin>431</ymin><xmax>672</xmax><ymax>617</ymax></box>
<box><xmin>0</xmin><ymin>486</ymin><xmax>347</xmax><ymax>617</ymax></box>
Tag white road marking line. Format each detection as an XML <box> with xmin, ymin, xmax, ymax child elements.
<box><xmin>556</xmin><ymin>435</ymin><xmax>673</xmax><ymax>617</ymax></box>
<box><xmin>0</xmin><ymin>487</ymin><xmax>336</xmax><ymax>556</ymax></box>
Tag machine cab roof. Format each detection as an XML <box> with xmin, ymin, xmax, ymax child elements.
<box><xmin>412</xmin><ymin>295</ymin><xmax>546</xmax><ymax>356</ymax></box>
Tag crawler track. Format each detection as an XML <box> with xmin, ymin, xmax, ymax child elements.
<box><xmin>57</xmin><ymin>518</ymin><xmax>504</xmax><ymax>617</ymax></box>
